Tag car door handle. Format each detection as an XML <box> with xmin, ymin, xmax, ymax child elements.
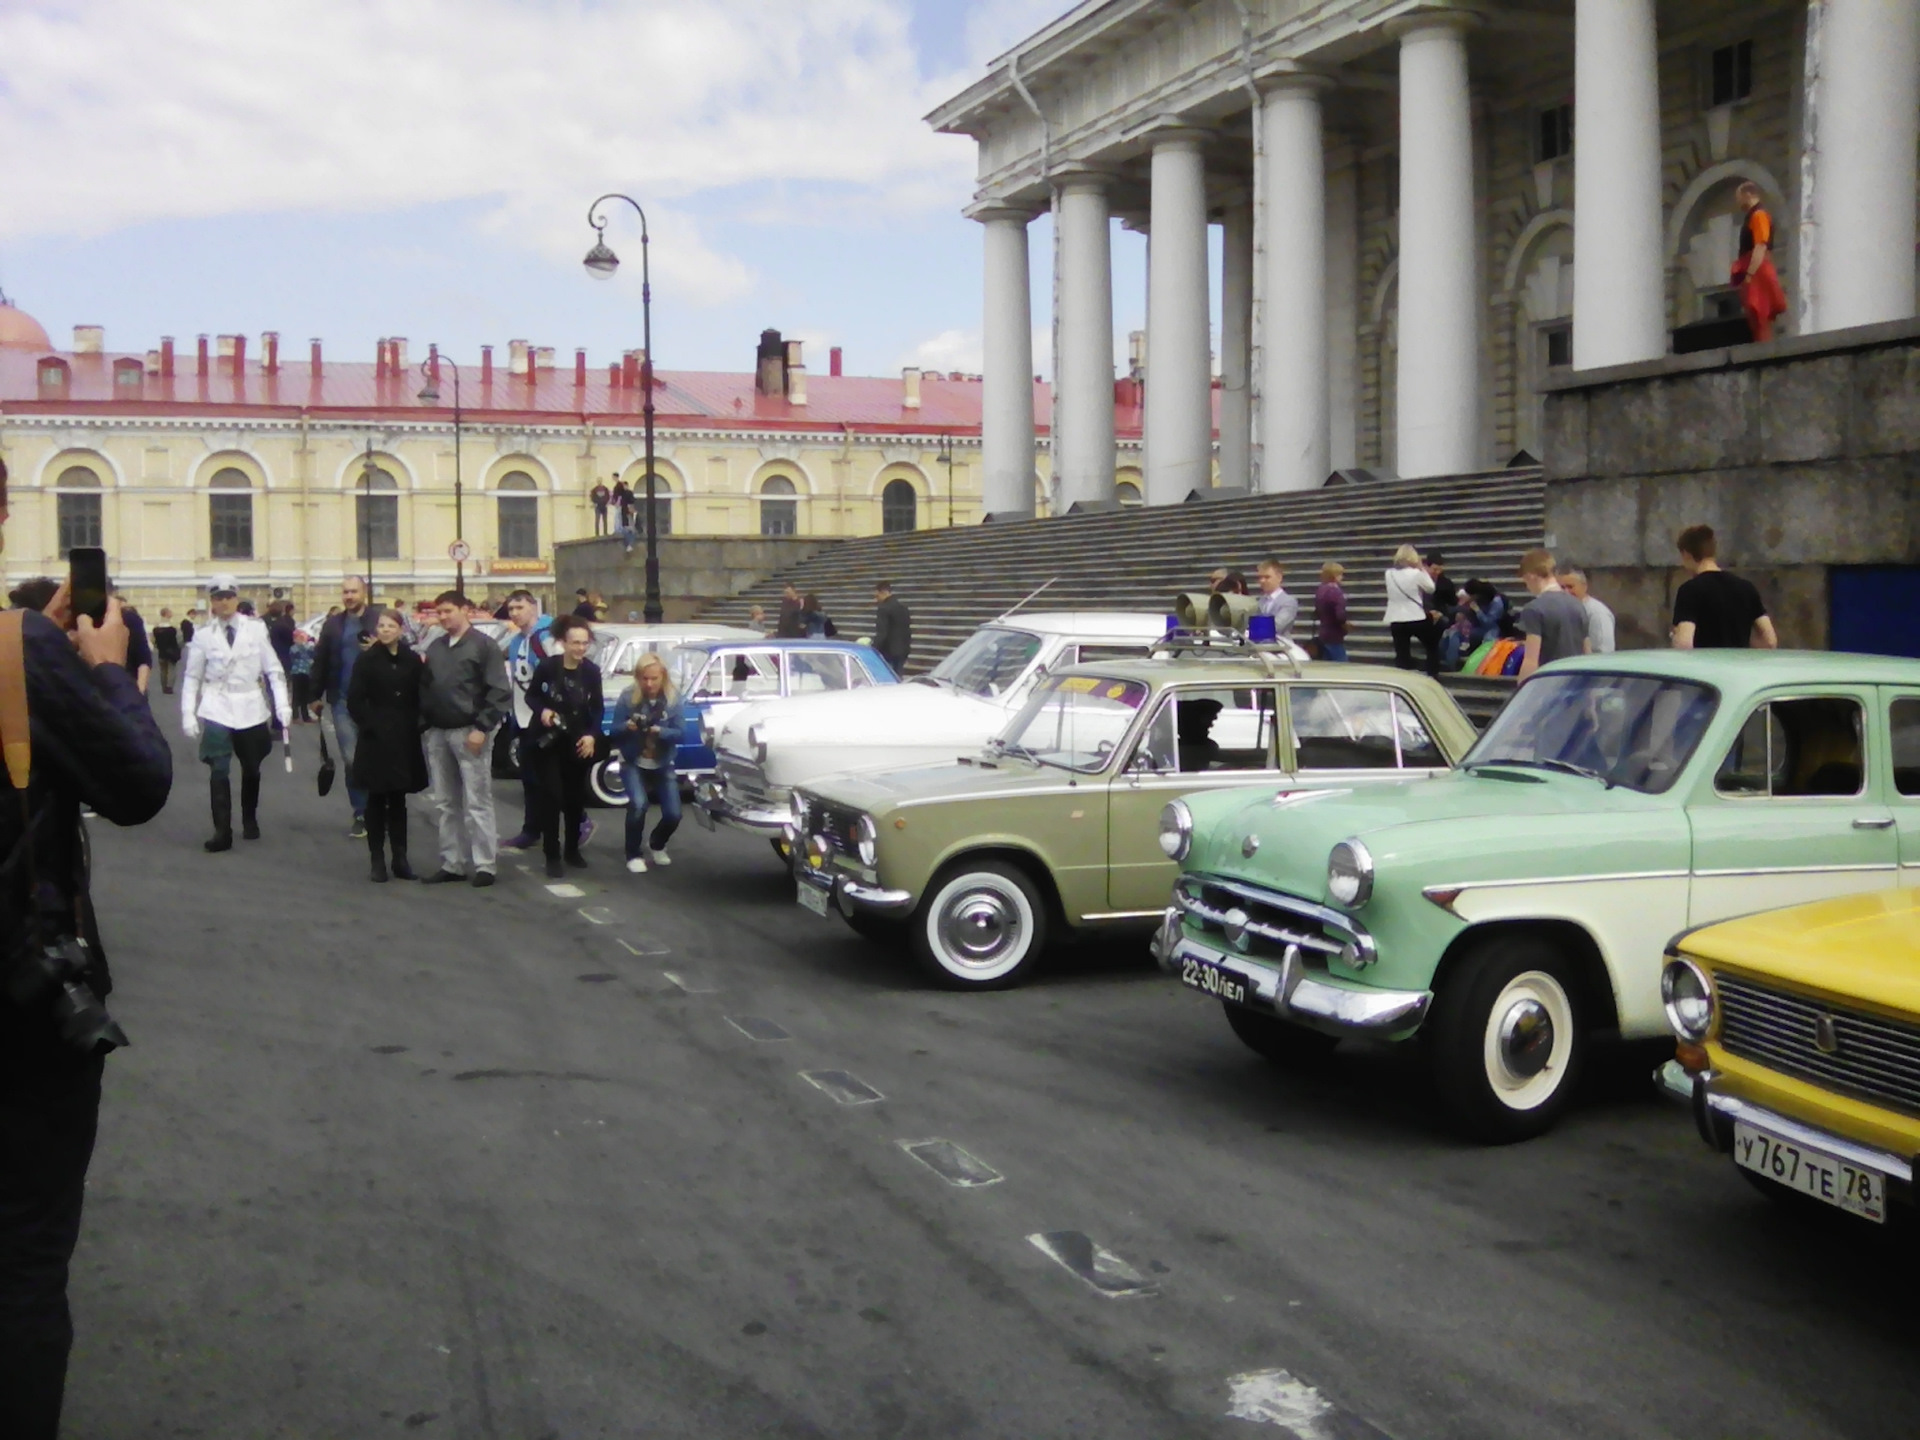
<box><xmin>1853</xmin><ymin>816</ymin><xmax>1895</xmax><ymax>829</ymax></box>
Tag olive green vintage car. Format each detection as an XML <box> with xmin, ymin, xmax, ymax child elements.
<box><xmin>787</xmin><ymin>647</ymin><xmax>1478</xmax><ymax>989</ymax></box>
<box><xmin>1155</xmin><ymin>650</ymin><xmax>1920</xmax><ymax>1144</ymax></box>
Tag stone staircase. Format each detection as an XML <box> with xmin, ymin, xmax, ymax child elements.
<box><xmin>700</xmin><ymin>469</ymin><xmax>1546</xmax><ymax>724</ymax></box>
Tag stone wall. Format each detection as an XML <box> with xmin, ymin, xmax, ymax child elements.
<box><xmin>1541</xmin><ymin>317</ymin><xmax>1920</xmax><ymax>649</ymax></box>
<box><xmin>555</xmin><ymin>535</ymin><xmax>838</xmax><ymax>622</ymax></box>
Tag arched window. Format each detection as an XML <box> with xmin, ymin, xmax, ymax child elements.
<box><xmin>496</xmin><ymin>470</ymin><xmax>539</xmax><ymax>560</ymax></box>
<box><xmin>630</xmin><ymin>473</ymin><xmax>673</xmax><ymax>537</ymax></box>
<box><xmin>881</xmin><ymin>478</ymin><xmax>918</xmax><ymax>534</ymax></box>
<box><xmin>1115</xmin><ymin>480</ymin><xmax>1144</xmax><ymax>507</ymax></box>
<box><xmin>760</xmin><ymin>475</ymin><xmax>797</xmax><ymax>536</ymax></box>
<box><xmin>355</xmin><ymin>465</ymin><xmax>400</xmax><ymax>560</ymax></box>
<box><xmin>55</xmin><ymin>465</ymin><xmax>102</xmax><ymax>554</ymax></box>
<box><xmin>209</xmin><ymin>467</ymin><xmax>254</xmax><ymax>560</ymax></box>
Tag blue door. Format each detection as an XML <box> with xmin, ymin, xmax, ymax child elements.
<box><xmin>1831</xmin><ymin>567</ymin><xmax>1920</xmax><ymax>659</ymax></box>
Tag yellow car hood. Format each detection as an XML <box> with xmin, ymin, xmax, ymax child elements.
<box><xmin>1684</xmin><ymin>889</ymin><xmax>1920</xmax><ymax>1017</ymax></box>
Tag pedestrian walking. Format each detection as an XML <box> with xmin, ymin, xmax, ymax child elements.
<box><xmin>873</xmin><ymin>580</ymin><xmax>911</xmax><ymax>676</ymax></box>
<box><xmin>499</xmin><ymin>588</ymin><xmax>555</xmax><ymax>852</ymax></box>
<box><xmin>1314</xmin><ymin>563</ymin><xmax>1350</xmax><ymax>661</ymax></box>
<box><xmin>801</xmin><ymin>592</ymin><xmax>836</xmax><ymax>637</ymax></box>
<box><xmin>1671</xmin><ymin>525</ymin><xmax>1778</xmax><ymax>650</ymax></box>
<box><xmin>288</xmin><ymin>629</ymin><xmax>315</xmax><ymax>718</ymax></box>
<box><xmin>180</xmin><ymin>574</ymin><xmax>291</xmax><ymax>851</ymax></box>
<box><xmin>1384</xmin><ymin>545</ymin><xmax>1438</xmax><ymax>673</ymax></box>
<box><xmin>346</xmin><ymin>607</ymin><xmax>427</xmax><ymax>882</ymax></box>
<box><xmin>119</xmin><ymin>597</ymin><xmax>153</xmax><ymax>696</ymax></box>
<box><xmin>180</xmin><ymin>609</ymin><xmax>197</xmax><ymax>647</ymax></box>
<box><xmin>590</xmin><ymin>478</ymin><xmax>612</xmax><ymax>536</ymax></box>
<box><xmin>1733</xmin><ymin>181</ymin><xmax>1787</xmax><ymax>344</ymax></box>
<box><xmin>1254</xmin><ymin>559</ymin><xmax>1299</xmax><ymax>637</ymax></box>
<box><xmin>615</xmin><ymin>481</ymin><xmax>637</xmax><ymax>533</ymax></box>
<box><xmin>775</xmin><ymin>583</ymin><xmax>806</xmax><ymax>638</ymax></box>
<box><xmin>1515</xmin><ymin>550</ymin><xmax>1590</xmax><ymax>681</ymax></box>
<box><xmin>612</xmin><ymin>652</ymin><xmax>683</xmax><ymax>873</ymax></box>
<box><xmin>308</xmin><ymin>576</ymin><xmax>381</xmax><ymax>837</ymax></box>
<box><xmin>526</xmin><ymin>614</ymin><xmax>603</xmax><ymax>879</ymax></box>
<box><xmin>152</xmin><ymin>607</ymin><xmax>182</xmax><ymax>694</ymax></box>
<box><xmin>1560</xmin><ymin>568</ymin><xmax>1615</xmax><ymax>654</ymax></box>
<box><xmin>418</xmin><ymin>591</ymin><xmax>511</xmax><ymax>888</ymax></box>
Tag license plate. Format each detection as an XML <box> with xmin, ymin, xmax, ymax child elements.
<box><xmin>1178</xmin><ymin>953</ymin><xmax>1249</xmax><ymax>1006</ymax></box>
<box><xmin>1733</xmin><ymin>1120</ymin><xmax>1886</xmax><ymax>1223</ymax></box>
<box><xmin>796</xmin><ymin>882</ymin><xmax>831</xmax><ymax>918</ymax></box>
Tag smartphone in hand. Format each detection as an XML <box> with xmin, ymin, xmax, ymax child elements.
<box><xmin>68</xmin><ymin>548</ymin><xmax>109</xmax><ymax>626</ymax></box>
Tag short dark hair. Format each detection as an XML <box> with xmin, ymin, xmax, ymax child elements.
<box><xmin>1676</xmin><ymin>524</ymin><xmax>1717</xmax><ymax>561</ymax></box>
<box><xmin>9</xmin><ymin>577</ymin><xmax>58</xmax><ymax>611</ymax></box>
<box><xmin>505</xmin><ymin>588</ymin><xmax>537</xmax><ymax>606</ymax></box>
<box><xmin>434</xmin><ymin>590</ymin><xmax>468</xmax><ymax>608</ymax></box>
<box><xmin>1425</xmin><ymin>550</ymin><xmax>1445</xmax><ymax>567</ymax></box>
<box><xmin>576</xmin><ymin>588</ymin><xmax>589</xmax><ymax>599</ymax></box>
<box><xmin>874</xmin><ymin>580</ymin><xmax>893</xmax><ymax>594</ymax></box>
<box><xmin>551</xmin><ymin>613</ymin><xmax>592</xmax><ymax>640</ymax></box>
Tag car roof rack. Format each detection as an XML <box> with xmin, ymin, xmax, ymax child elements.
<box><xmin>1149</xmin><ymin>627</ymin><xmax>1307</xmax><ymax>678</ymax></box>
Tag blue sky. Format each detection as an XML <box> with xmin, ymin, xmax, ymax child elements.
<box><xmin>0</xmin><ymin>0</ymin><xmax>1172</xmax><ymax>384</ymax></box>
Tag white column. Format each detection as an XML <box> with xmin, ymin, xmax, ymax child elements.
<box><xmin>975</xmin><ymin>204</ymin><xmax>1037</xmax><ymax>516</ymax></box>
<box><xmin>1259</xmin><ymin>78</ymin><xmax>1332</xmax><ymax>492</ymax></box>
<box><xmin>1573</xmin><ymin>0</ymin><xmax>1664</xmax><ymax>367</ymax></box>
<box><xmin>1219</xmin><ymin>201</ymin><xmax>1255</xmax><ymax>491</ymax></box>
<box><xmin>1055</xmin><ymin>173</ymin><xmax>1117</xmax><ymax>510</ymax></box>
<box><xmin>1395</xmin><ymin>18</ymin><xmax>1481</xmax><ymax>478</ymax></box>
<box><xmin>1812</xmin><ymin>0</ymin><xmax>1920</xmax><ymax>330</ymax></box>
<box><xmin>1145</xmin><ymin>129</ymin><xmax>1213</xmax><ymax>505</ymax></box>
<box><xmin>1325</xmin><ymin>151</ymin><xmax>1360</xmax><ymax>471</ymax></box>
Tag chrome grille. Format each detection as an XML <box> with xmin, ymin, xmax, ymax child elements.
<box><xmin>719</xmin><ymin>754</ymin><xmax>774</xmax><ymax>808</ymax></box>
<box><xmin>1175</xmin><ymin>874</ymin><xmax>1365</xmax><ymax>965</ymax></box>
<box><xmin>1718</xmin><ymin>975</ymin><xmax>1920</xmax><ymax>1119</ymax></box>
<box><xmin>795</xmin><ymin>796</ymin><xmax>862</xmax><ymax>855</ymax></box>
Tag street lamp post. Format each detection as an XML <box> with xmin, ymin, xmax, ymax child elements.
<box><xmin>416</xmin><ymin>347</ymin><xmax>465</xmax><ymax>596</ymax></box>
<box><xmin>582</xmin><ymin>192</ymin><xmax>663</xmax><ymax>624</ymax></box>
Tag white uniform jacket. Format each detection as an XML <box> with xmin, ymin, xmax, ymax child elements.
<box><xmin>181</xmin><ymin>615</ymin><xmax>291</xmax><ymax>738</ymax></box>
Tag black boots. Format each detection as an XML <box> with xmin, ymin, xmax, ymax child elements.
<box><xmin>240</xmin><ymin>770</ymin><xmax>261</xmax><ymax>840</ymax></box>
<box><xmin>389</xmin><ymin>802</ymin><xmax>415</xmax><ymax>881</ymax></box>
<box><xmin>205</xmin><ymin>777</ymin><xmax>233</xmax><ymax>852</ymax></box>
<box><xmin>367</xmin><ymin>799</ymin><xmax>415</xmax><ymax>882</ymax></box>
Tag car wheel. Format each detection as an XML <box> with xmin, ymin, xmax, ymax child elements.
<box><xmin>1222</xmin><ymin>1002</ymin><xmax>1340</xmax><ymax>1068</ymax></box>
<box><xmin>1426</xmin><ymin>936</ymin><xmax>1585</xmax><ymax>1143</ymax></box>
<box><xmin>588</xmin><ymin>756</ymin><xmax>628</xmax><ymax>808</ymax></box>
<box><xmin>911</xmin><ymin>859</ymin><xmax>1047</xmax><ymax>990</ymax></box>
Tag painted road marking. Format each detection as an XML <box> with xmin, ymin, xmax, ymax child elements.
<box><xmin>661</xmin><ymin>970</ymin><xmax>714</xmax><ymax>993</ymax></box>
<box><xmin>897</xmin><ymin>1138</ymin><xmax>1002</xmax><ymax>1188</ymax></box>
<box><xmin>725</xmin><ymin>1015</ymin><xmax>791</xmax><ymax>1042</ymax></box>
<box><xmin>801</xmin><ymin>1070</ymin><xmax>883</xmax><ymax>1105</ymax></box>
<box><xmin>1225</xmin><ymin>1370</ymin><xmax>1389</xmax><ymax>1437</ymax></box>
<box><xmin>619</xmin><ymin>939</ymin><xmax>671</xmax><ymax>958</ymax></box>
<box><xmin>578</xmin><ymin>906</ymin><xmax>618</xmax><ymax>925</ymax></box>
<box><xmin>1026</xmin><ymin>1232</ymin><xmax>1157</xmax><ymax>1298</ymax></box>
<box><xmin>545</xmin><ymin>883</ymin><xmax>586</xmax><ymax>898</ymax></box>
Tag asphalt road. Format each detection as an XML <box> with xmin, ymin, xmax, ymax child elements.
<box><xmin>61</xmin><ymin>706</ymin><xmax>1920</xmax><ymax>1439</ymax></box>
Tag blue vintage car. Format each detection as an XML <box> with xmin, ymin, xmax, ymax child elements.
<box><xmin>588</xmin><ymin>636</ymin><xmax>898</xmax><ymax>805</ymax></box>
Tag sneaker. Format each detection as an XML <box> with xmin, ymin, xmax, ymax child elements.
<box><xmin>501</xmin><ymin>831</ymin><xmax>538</xmax><ymax>851</ymax></box>
<box><xmin>576</xmin><ymin>817</ymin><xmax>596</xmax><ymax>850</ymax></box>
<box><xmin>649</xmin><ymin>848</ymin><xmax>671</xmax><ymax>868</ymax></box>
<box><xmin>419</xmin><ymin>870</ymin><xmax>465</xmax><ymax>886</ymax></box>
<box><xmin>565</xmin><ymin>851</ymin><xmax>589</xmax><ymax>870</ymax></box>
<box><xmin>470</xmin><ymin>871</ymin><xmax>496</xmax><ymax>889</ymax></box>
<box><xmin>626</xmin><ymin>856</ymin><xmax>649</xmax><ymax>874</ymax></box>
<box><xmin>349</xmin><ymin>816</ymin><xmax>368</xmax><ymax>840</ymax></box>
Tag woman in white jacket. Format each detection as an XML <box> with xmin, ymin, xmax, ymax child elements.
<box><xmin>181</xmin><ymin>576</ymin><xmax>291</xmax><ymax>851</ymax></box>
<box><xmin>1382</xmin><ymin>544</ymin><xmax>1438</xmax><ymax>674</ymax></box>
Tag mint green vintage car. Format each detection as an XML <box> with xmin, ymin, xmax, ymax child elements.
<box><xmin>1155</xmin><ymin>650</ymin><xmax>1920</xmax><ymax>1142</ymax></box>
<box><xmin>789</xmin><ymin>647</ymin><xmax>1478</xmax><ymax>990</ymax></box>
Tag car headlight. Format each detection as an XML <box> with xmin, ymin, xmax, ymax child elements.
<box><xmin>1158</xmin><ymin>800</ymin><xmax>1193</xmax><ymax>862</ymax></box>
<box><xmin>748</xmin><ymin>723</ymin><xmax>768</xmax><ymax>766</ymax></box>
<box><xmin>1326</xmin><ymin>839</ymin><xmax>1374</xmax><ymax>908</ymax></box>
<box><xmin>855</xmin><ymin>814</ymin><xmax>878</xmax><ymax>867</ymax></box>
<box><xmin>1662</xmin><ymin>956</ymin><xmax>1716</xmax><ymax>1042</ymax></box>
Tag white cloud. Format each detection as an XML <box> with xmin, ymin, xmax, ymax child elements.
<box><xmin>0</xmin><ymin>0</ymin><xmax>976</xmax><ymax>304</ymax></box>
<box><xmin>962</xmin><ymin>0</ymin><xmax>1083</xmax><ymax>66</ymax></box>
<box><xmin>903</xmin><ymin>327</ymin><xmax>981</xmax><ymax>373</ymax></box>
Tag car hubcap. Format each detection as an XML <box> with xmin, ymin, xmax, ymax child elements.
<box><xmin>1481</xmin><ymin>971</ymin><xmax>1575</xmax><ymax>1110</ymax></box>
<box><xmin>928</xmin><ymin>875</ymin><xmax>1032</xmax><ymax>979</ymax></box>
<box><xmin>1497</xmin><ymin>998</ymin><xmax>1554</xmax><ymax>1079</ymax></box>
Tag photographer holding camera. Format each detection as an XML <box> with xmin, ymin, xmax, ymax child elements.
<box><xmin>0</xmin><ymin>460</ymin><xmax>173</xmax><ymax>1438</ymax></box>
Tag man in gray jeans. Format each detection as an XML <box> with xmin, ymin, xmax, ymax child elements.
<box><xmin>418</xmin><ymin>591</ymin><xmax>511</xmax><ymax>888</ymax></box>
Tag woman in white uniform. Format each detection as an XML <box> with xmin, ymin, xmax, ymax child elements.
<box><xmin>180</xmin><ymin>575</ymin><xmax>291</xmax><ymax>851</ymax></box>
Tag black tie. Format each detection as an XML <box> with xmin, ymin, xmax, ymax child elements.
<box><xmin>225</xmin><ymin>624</ymin><xmax>236</xmax><ymax>647</ymax></box>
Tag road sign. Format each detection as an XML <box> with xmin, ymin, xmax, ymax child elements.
<box><xmin>448</xmin><ymin>539</ymin><xmax>472</xmax><ymax>563</ymax></box>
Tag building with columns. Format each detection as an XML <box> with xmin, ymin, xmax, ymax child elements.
<box><xmin>929</xmin><ymin>0</ymin><xmax>1920</xmax><ymax>513</ymax></box>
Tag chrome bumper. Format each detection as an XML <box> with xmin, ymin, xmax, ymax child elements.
<box><xmin>1657</xmin><ymin>1061</ymin><xmax>1915</xmax><ymax>1185</ymax></box>
<box><xmin>796</xmin><ymin>858</ymin><xmax>914</xmax><ymax>916</ymax></box>
<box><xmin>693</xmin><ymin>779</ymin><xmax>789</xmax><ymax>835</ymax></box>
<box><xmin>1156</xmin><ymin>917</ymin><xmax>1430</xmax><ymax>1041</ymax></box>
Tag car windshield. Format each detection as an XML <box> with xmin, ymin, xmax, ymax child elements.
<box><xmin>1465</xmin><ymin>672</ymin><xmax>1718</xmax><ymax>794</ymax></box>
<box><xmin>997</xmin><ymin>674</ymin><xmax>1150</xmax><ymax>772</ymax></box>
<box><xmin>928</xmin><ymin>627</ymin><xmax>1044</xmax><ymax>698</ymax></box>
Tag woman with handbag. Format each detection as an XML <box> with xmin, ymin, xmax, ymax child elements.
<box><xmin>345</xmin><ymin>608</ymin><xmax>428</xmax><ymax>882</ymax></box>
<box><xmin>1382</xmin><ymin>544</ymin><xmax>1437</xmax><ymax>674</ymax></box>
<box><xmin>525</xmin><ymin>614</ymin><xmax>604</xmax><ymax>879</ymax></box>
<box><xmin>610</xmin><ymin>653</ymin><xmax>684</xmax><ymax>873</ymax></box>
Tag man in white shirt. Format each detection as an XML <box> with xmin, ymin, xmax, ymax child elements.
<box><xmin>181</xmin><ymin>575</ymin><xmax>291</xmax><ymax>851</ymax></box>
<box><xmin>1254</xmin><ymin>558</ymin><xmax>1300</xmax><ymax>637</ymax></box>
<box><xmin>1561</xmin><ymin>568</ymin><xmax>1616</xmax><ymax>654</ymax></box>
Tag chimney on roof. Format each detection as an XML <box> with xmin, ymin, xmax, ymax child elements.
<box><xmin>622</xmin><ymin>350</ymin><xmax>640</xmax><ymax>389</ymax></box>
<box><xmin>231</xmin><ymin>333</ymin><xmax>246</xmax><ymax>375</ymax></box>
<box><xmin>197</xmin><ymin>335</ymin><xmax>209</xmax><ymax>378</ymax></box>
<box><xmin>480</xmin><ymin>344</ymin><xmax>493</xmax><ymax>385</ymax></box>
<box><xmin>216</xmin><ymin>335</ymin><xmax>237</xmax><ymax>375</ymax></box>
<box><xmin>145</xmin><ymin>349</ymin><xmax>161</xmax><ymax>375</ymax></box>
<box><xmin>1128</xmin><ymin>329</ymin><xmax>1146</xmax><ymax>380</ymax></box>
<box><xmin>391</xmin><ymin>337</ymin><xmax>408</xmax><ymax>372</ymax></box>
<box><xmin>508</xmin><ymin>339</ymin><xmax>528</xmax><ymax>377</ymax></box>
<box><xmin>830</xmin><ymin>345</ymin><xmax>843</xmax><ymax>377</ymax></box>
<box><xmin>902</xmin><ymin>366</ymin><xmax>922</xmax><ymax>410</ymax></box>
<box><xmin>72</xmin><ymin>324</ymin><xmax>103</xmax><ymax>354</ymax></box>
<box><xmin>784</xmin><ymin>339</ymin><xmax>806</xmax><ymax>406</ymax></box>
<box><xmin>262</xmin><ymin>332</ymin><xmax>279</xmax><ymax>372</ymax></box>
<box><xmin>756</xmin><ymin>328</ymin><xmax>785</xmax><ymax>397</ymax></box>
<box><xmin>159</xmin><ymin>336</ymin><xmax>175</xmax><ymax>378</ymax></box>
<box><xmin>575</xmin><ymin>348</ymin><xmax>587</xmax><ymax>387</ymax></box>
<box><xmin>310</xmin><ymin>338</ymin><xmax>322</xmax><ymax>375</ymax></box>
<box><xmin>376</xmin><ymin>338</ymin><xmax>389</xmax><ymax>379</ymax></box>
<box><xmin>532</xmin><ymin>345</ymin><xmax>553</xmax><ymax>374</ymax></box>
<box><xmin>608</xmin><ymin>361</ymin><xmax>621</xmax><ymax>389</ymax></box>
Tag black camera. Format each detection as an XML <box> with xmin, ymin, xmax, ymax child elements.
<box><xmin>7</xmin><ymin>936</ymin><xmax>128</xmax><ymax>1054</ymax></box>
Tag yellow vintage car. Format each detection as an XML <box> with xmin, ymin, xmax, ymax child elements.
<box><xmin>1661</xmin><ymin>889</ymin><xmax>1920</xmax><ymax>1224</ymax></box>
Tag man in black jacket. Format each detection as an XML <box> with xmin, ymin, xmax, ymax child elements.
<box><xmin>306</xmin><ymin>577</ymin><xmax>381</xmax><ymax>837</ymax></box>
<box><xmin>418</xmin><ymin>592</ymin><xmax>511</xmax><ymax>888</ymax></box>
<box><xmin>0</xmin><ymin>460</ymin><xmax>173</xmax><ymax>1440</ymax></box>
<box><xmin>872</xmin><ymin>581</ymin><xmax>911</xmax><ymax>677</ymax></box>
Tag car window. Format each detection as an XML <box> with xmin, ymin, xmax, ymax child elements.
<box><xmin>1466</xmin><ymin>672</ymin><xmax>1719</xmax><ymax>794</ymax></box>
<box><xmin>694</xmin><ymin>649</ymin><xmax>779</xmax><ymax>700</ymax></box>
<box><xmin>1074</xmin><ymin>644</ymin><xmax>1153</xmax><ymax>666</ymax></box>
<box><xmin>1159</xmin><ymin>687</ymin><xmax>1277</xmax><ymax>772</ymax></box>
<box><xmin>788</xmin><ymin>651</ymin><xmax>850</xmax><ymax>694</ymax></box>
<box><xmin>849</xmin><ymin>656</ymin><xmax>879</xmax><ymax>688</ymax></box>
<box><xmin>1290</xmin><ymin>687</ymin><xmax>1419</xmax><ymax>770</ymax></box>
<box><xmin>928</xmin><ymin>627</ymin><xmax>1043</xmax><ymax>697</ymax></box>
<box><xmin>1892</xmin><ymin>698</ymin><xmax>1920</xmax><ymax>797</ymax></box>
<box><xmin>1714</xmin><ymin>697</ymin><xmax>1865</xmax><ymax>797</ymax></box>
<box><xmin>999</xmin><ymin>674</ymin><xmax>1151</xmax><ymax>772</ymax></box>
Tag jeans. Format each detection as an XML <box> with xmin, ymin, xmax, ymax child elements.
<box><xmin>157</xmin><ymin>656</ymin><xmax>177</xmax><ymax>694</ymax></box>
<box><xmin>593</xmin><ymin>504</ymin><xmax>609</xmax><ymax>536</ymax></box>
<box><xmin>331</xmin><ymin>700</ymin><xmax>368</xmax><ymax>817</ymax></box>
<box><xmin>1317</xmin><ymin>641</ymin><xmax>1348</xmax><ymax>662</ymax></box>
<box><xmin>513</xmin><ymin>726</ymin><xmax>546</xmax><ymax>838</ymax></box>
<box><xmin>425</xmin><ymin>726</ymin><xmax>498</xmax><ymax>875</ymax></box>
<box><xmin>624</xmin><ymin>763</ymin><xmax>681</xmax><ymax>858</ymax></box>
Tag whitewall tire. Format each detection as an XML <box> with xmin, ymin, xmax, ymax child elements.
<box><xmin>911</xmin><ymin>859</ymin><xmax>1047</xmax><ymax>990</ymax></box>
<box><xmin>1428</xmin><ymin>936</ymin><xmax>1586</xmax><ymax>1143</ymax></box>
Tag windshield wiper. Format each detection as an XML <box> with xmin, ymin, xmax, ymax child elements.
<box><xmin>1468</xmin><ymin>758</ymin><xmax>1613</xmax><ymax>788</ymax></box>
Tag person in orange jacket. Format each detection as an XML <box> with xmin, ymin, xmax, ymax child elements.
<box><xmin>1732</xmin><ymin>181</ymin><xmax>1787</xmax><ymax>343</ymax></box>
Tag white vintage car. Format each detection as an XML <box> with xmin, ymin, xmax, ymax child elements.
<box><xmin>695</xmin><ymin>612</ymin><xmax>1175</xmax><ymax>846</ymax></box>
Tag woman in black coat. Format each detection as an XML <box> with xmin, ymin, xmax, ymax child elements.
<box><xmin>346</xmin><ymin>608</ymin><xmax>428</xmax><ymax>882</ymax></box>
<box><xmin>525</xmin><ymin>613</ymin><xmax>604</xmax><ymax>879</ymax></box>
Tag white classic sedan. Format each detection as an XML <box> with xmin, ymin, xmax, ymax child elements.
<box><xmin>695</xmin><ymin>611</ymin><xmax>1175</xmax><ymax>847</ymax></box>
